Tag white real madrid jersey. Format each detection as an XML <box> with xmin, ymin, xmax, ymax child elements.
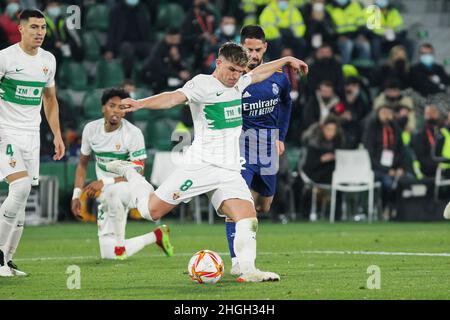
<box><xmin>80</xmin><ymin>118</ymin><xmax>147</xmax><ymax>179</ymax></box>
<box><xmin>177</xmin><ymin>73</ymin><xmax>252</xmax><ymax>171</ymax></box>
<box><xmin>0</xmin><ymin>43</ymin><xmax>56</xmax><ymax>135</ymax></box>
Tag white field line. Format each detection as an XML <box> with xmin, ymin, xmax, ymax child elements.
<box><xmin>13</xmin><ymin>250</ymin><xmax>450</xmax><ymax>262</ymax></box>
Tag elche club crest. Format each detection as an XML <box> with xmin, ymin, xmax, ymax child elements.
<box><xmin>43</xmin><ymin>66</ymin><xmax>49</xmax><ymax>75</ymax></box>
<box><xmin>115</xmin><ymin>143</ymin><xmax>121</xmax><ymax>151</ymax></box>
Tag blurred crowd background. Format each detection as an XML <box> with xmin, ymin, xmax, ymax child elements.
<box><xmin>1</xmin><ymin>0</ymin><xmax>450</xmax><ymax>222</ymax></box>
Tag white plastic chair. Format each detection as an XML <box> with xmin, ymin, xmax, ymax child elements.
<box><xmin>434</xmin><ymin>164</ymin><xmax>450</xmax><ymax>200</ymax></box>
<box><xmin>150</xmin><ymin>151</ymin><xmax>202</xmax><ymax>224</ymax></box>
<box><xmin>330</xmin><ymin>149</ymin><xmax>376</xmax><ymax>223</ymax></box>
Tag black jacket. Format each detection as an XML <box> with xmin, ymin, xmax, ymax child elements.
<box><xmin>362</xmin><ymin>115</ymin><xmax>407</xmax><ymax>173</ymax></box>
<box><xmin>412</xmin><ymin>124</ymin><xmax>442</xmax><ymax>176</ymax></box>
<box><xmin>106</xmin><ymin>3</ymin><xmax>151</xmax><ymax>53</ymax></box>
<box><xmin>302</xmin><ymin>123</ymin><xmax>346</xmax><ymax>184</ymax></box>
<box><xmin>306</xmin><ymin>57</ymin><xmax>345</xmax><ymax>100</ymax></box>
<box><xmin>410</xmin><ymin>63</ymin><xmax>450</xmax><ymax>97</ymax></box>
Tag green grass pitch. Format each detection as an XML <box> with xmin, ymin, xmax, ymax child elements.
<box><xmin>1</xmin><ymin>220</ymin><xmax>449</xmax><ymax>300</ymax></box>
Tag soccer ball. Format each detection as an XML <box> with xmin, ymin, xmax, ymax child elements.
<box><xmin>188</xmin><ymin>250</ymin><xmax>224</xmax><ymax>284</ymax></box>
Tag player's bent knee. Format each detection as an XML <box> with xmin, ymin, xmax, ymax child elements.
<box><xmin>9</xmin><ymin>176</ymin><xmax>32</xmax><ymax>203</ymax></box>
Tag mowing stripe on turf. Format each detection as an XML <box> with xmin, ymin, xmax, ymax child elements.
<box><xmin>13</xmin><ymin>250</ymin><xmax>450</xmax><ymax>262</ymax></box>
<box><xmin>300</xmin><ymin>250</ymin><xmax>450</xmax><ymax>257</ymax></box>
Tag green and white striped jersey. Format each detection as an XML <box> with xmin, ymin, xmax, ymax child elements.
<box><xmin>0</xmin><ymin>43</ymin><xmax>56</xmax><ymax>135</ymax></box>
<box><xmin>80</xmin><ymin>118</ymin><xmax>147</xmax><ymax>179</ymax></box>
<box><xmin>177</xmin><ymin>73</ymin><xmax>252</xmax><ymax>171</ymax></box>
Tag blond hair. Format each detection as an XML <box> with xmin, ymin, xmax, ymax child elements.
<box><xmin>218</xmin><ymin>42</ymin><xmax>249</xmax><ymax>67</ymax></box>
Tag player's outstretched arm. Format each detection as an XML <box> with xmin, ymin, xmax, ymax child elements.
<box><xmin>250</xmin><ymin>56</ymin><xmax>308</xmax><ymax>85</ymax></box>
<box><xmin>121</xmin><ymin>91</ymin><xmax>188</xmax><ymax>112</ymax></box>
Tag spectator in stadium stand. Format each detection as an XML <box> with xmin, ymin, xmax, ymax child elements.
<box><xmin>302</xmin><ymin>80</ymin><xmax>345</xmax><ymax>133</ymax></box>
<box><xmin>435</xmin><ymin>111</ymin><xmax>450</xmax><ymax>177</ymax></box>
<box><xmin>180</xmin><ymin>0</ymin><xmax>218</xmax><ymax>71</ymax></box>
<box><xmin>203</xmin><ymin>16</ymin><xmax>241</xmax><ymax>73</ymax></box>
<box><xmin>259</xmin><ymin>0</ymin><xmax>308</xmax><ymax>59</ymax></box>
<box><xmin>363</xmin><ymin>105</ymin><xmax>407</xmax><ymax>219</ymax></box>
<box><xmin>394</xmin><ymin>105</ymin><xmax>423</xmax><ymax>180</ymax></box>
<box><xmin>302</xmin><ymin>116</ymin><xmax>347</xmax><ymax>184</ymax></box>
<box><xmin>325</xmin><ymin>0</ymin><xmax>370</xmax><ymax>65</ymax></box>
<box><xmin>41</xmin><ymin>1</ymin><xmax>84</xmax><ymax>65</ymax></box>
<box><xmin>0</xmin><ymin>0</ymin><xmax>21</xmax><ymax>48</ymax></box>
<box><xmin>104</xmin><ymin>0</ymin><xmax>152</xmax><ymax>78</ymax></box>
<box><xmin>271</xmin><ymin>152</ymin><xmax>295</xmax><ymax>223</ymax></box>
<box><xmin>241</xmin><ymin>0</ymin><xmax>271</xmax><ymax>26</ymax></box>
<box><xmin>410</xmin><ymin>43</ymin><xmax>450</xmax><ymax>97</ymax></box>
<box><xmin>373</xmin><ymin>79</ymin><xmax>414</xmax><ymax>117</ymax></box>
<box><xmin>300</xmin><ymin>0</ymin><xmax>336</xmax><ymax>57</ymax></box>
<box><xmin>372</xmin><ymin>45</ymin><xmax>411</xmax><ymax>90</ymax></box>
<box><xmin>411</xmin><ymin>105</ymin><xmax>443</xmax><ymax>178</ymax></box>
<box><xmin>141</xmin><ymin>28</ymin><xmax>191</xmax><ymax>93</ymax></box>
<box><xmin>367</xmin><ymin>0</ymin><xmax>412</xmax><ymax>62</ymax></box>
<box><xmin>306</xmin><ymin>43</ymin><xmax>345</xmax><ymax>100</ymax></box>
<box><xmin>341</xmin><ymin>76</ymin><xmax>372</xmax><ymax>148</ymax></box>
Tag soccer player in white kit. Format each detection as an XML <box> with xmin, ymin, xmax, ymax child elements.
<box><xmin>103</xmin><ymin>42</ymin><xmax>308</xmax><ymax>282</ymax></box>
<box><xmin>71</xmin><ymin>88</ymin><xmax>174</xmax><ymax>260</ymax></box>
<box><xmin>0</xmin><ymin>9</ymin><xmax>65</xmax><ymax>277</ymax></box>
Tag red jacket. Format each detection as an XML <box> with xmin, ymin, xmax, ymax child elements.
<box><xmin>0</xmin><ymin>14</ymin><xmax>20</xmax><ymax>45</ymax></box>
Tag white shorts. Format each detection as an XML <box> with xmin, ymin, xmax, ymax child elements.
<box><xmin>0</xmin><ymin>134</ymin><xmax>40</xmax><ymax>186</ymax></box>
<box><xmin>154</xmin><ymin>163</ymin><xmax>254</xmax><ymax>213</ymax></box>
<box><xmin>96</xmin><ymin>182</ymin><xmax>134</xmax><ymax>237</ymax></box>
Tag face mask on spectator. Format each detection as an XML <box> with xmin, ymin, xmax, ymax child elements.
<box><xmin>376</xmin><ymin>0</ymin><xmax>389</xmax><ymax>8</ymax></box>
<box><xmin>6</xmin><ymin>2</ymin><xmax>20</xmax><ymax>18</ymax></box>
<box><xmin>278</xmin><ymin>0</ymin><xmax>289</xmax><ymax>11</ymax></box>
<box><xmin>322</xmin><ymin>97</ymin><xmax>332</xmax><ymax>104</ymax></box>
<box><xmin>130</xmin><ymin>92</ymin><xmax>138</xmax><ymax>99</ymax></box>
<box><xmin>420</xmin><ymin>54</ymin><xmax>434</xmax><ymax>67</ymax></box>
<box><xmin>196</xmin><ymin>1</ymin><xmax>207</xmax><ymax>11</ymax></box>
<box><xmin>313</xmin><ymin>2</ymin><xmax>325</xmax><ymax>12</ymax></box>
<box><xmin>397</xmin><ymin>116</ymin><xmax>408</xmax><ymax>129</ymax></box>
<box><xmin>47</xmin><ymin>6</ymin><xmax>62</xmax><ymax>19</ymax></box>
<box><xmin>222</xmin><ymin>24</ymin><xmax>236</xmax><ymax>37</ymax></box>
<box><xmin>394</xmin><ymin>59</ymin><xmax>406</xmax><ymax>69</ymax></box>
<box><xmin>125</xmin><ymin>0</ymin><xmax>139</xmax><ymax>7</ymax></box>
<box><xmin>335</xmin><ymin>0</ymin><xmax>349</xmax><ymax>6</ymax></box>
<box><xmin>426</xmin><ymin>118</ymin><xmax>439</xmax><ymax>126</ymax></box>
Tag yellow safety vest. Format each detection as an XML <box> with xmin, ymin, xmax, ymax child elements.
<box><xmin>259</xmin><ymin>1</ymin><xmax>306</xmax><ymax>40</ymax></box>
<box><xmin>326</xmin><ymin>1</ymin><xmax>365</xmax><ymax>35</ymax></box>
<box><xmin>440</xmin><ymin>128</ymin><xmax>450</xmax><ymax>169</ymax></box>
<box><xmin>45</xmin><ymin>16</ymin><xmax>67</xmax><ymax>42</ymax></box>
<box><xmin>365</xmin><ymin>7</ymin><xmax>403</xmax><ymax>35</ymax></box>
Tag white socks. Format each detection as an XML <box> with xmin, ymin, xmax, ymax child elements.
<box><xmin>3</xmin><ymin>203</ymin><xmax>25</xmax><ymax>262</ymax></box>
<box><xmin>124</xmin><ymin>169</ymin><xmax>155</xmax><ymax>221</ymax></box>
<box><xmin>234</xmin><ymin>217</ymin><xmax>258</xmax><ymax>274</ymax></box>
<box><xmin>124</xmin><ymin>232</ymin><xmax>156</xmax><ymax>257</ymax></box>
<box><xmin>100</xmin><ymin>232</ymin><xmax>157</xmax><ymax>259</ymax></box>
<box><xmin>0</xmin><ymin>177</ymin><xmax>30</xmax><ymax>250</ymax></box>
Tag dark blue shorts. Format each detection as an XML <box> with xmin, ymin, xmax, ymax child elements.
<box><xmin>241</xmin><ymin>163</ymin><xmax>277</xmax><ymax>197</ymax></box>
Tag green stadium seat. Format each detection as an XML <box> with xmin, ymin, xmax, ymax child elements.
<box><xmin>157</xmin><ymin>104</ymin><xmax>184</xmax><ymax>121</ymax></box>
<box><xmin>81</xmin><ymin>89</ymin><xmax>104</xmax><ymax>119</ymax></box>
<box><xmin>146</xmin><ymin>118</ymin><xmax>177</xmax><ymax>150</ymax></box>
<box><xmin>95</xmin><ymin>60</ymin><xmax>125</xmax><ymax>88</ymax></box>
<box><xmin>85</xmin><ymin>4</ymin><xmax>110</xmax><ymax>32</ymax></box>
<box><xmin>57</xmin><ymin>89</ymin><xmax>75</xmax><ymax>110</ymax></box>
<box><xmin>155</xmin><ymin>3</ymin><xmax>185</xmax><ymax>30</ymax></box>
<box><xmin>58</xmin><ymin>61</ymin><xmax>89</xmax><ymax>90</ymax></box>
<box><xmin>82</xmin><ymin>31</ymin><xmax>101</xmax><ymax>62</ymax></box>
<box><xmin>286</xmin><ymin>147</ymin><xmax>302</xmax><ymax>171</ymax></box>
